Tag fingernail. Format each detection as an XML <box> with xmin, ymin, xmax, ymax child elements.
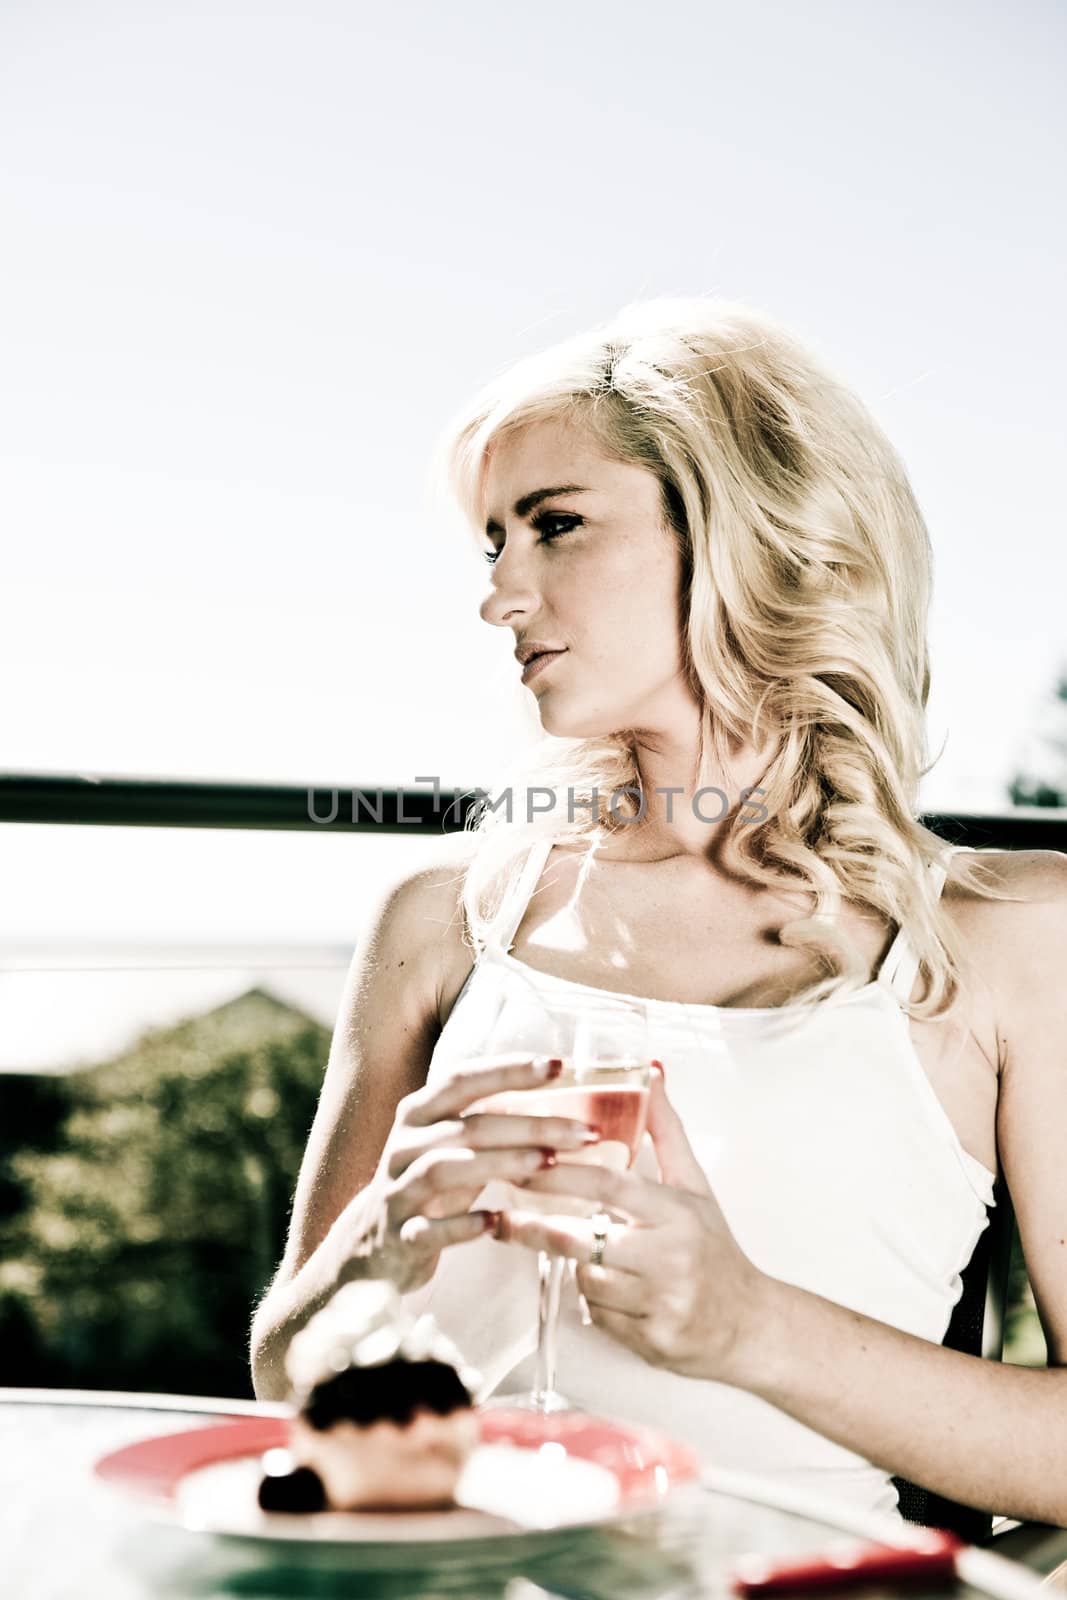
<box><xmin>483</xmin><ymin>1210</ymin><xmax>503</xmax><ymax>1237</ymax></box>
<box><xmin>651</xmin><ymin>1059</ymin><xmax>665</xmax><ymax>1080</ymax></box>
<box><xmin>546</xmin><ymin>1058</ymin><xmax>564</xmax><ymax>1079</ymax></box>
<box><xmin>580</xmin><ymin>1128</ymin><xmax>602</xmax><ymax>1143</ymax></box>
<box><xmin>533</xmin><ymin>1056</ymin><xmax>564</xmax><ymax>1078</ymax></box>
<box><xmin>538</xmin><ymin>1149</ymin><xmax>557</xmax><ymax>1169</ymax></box>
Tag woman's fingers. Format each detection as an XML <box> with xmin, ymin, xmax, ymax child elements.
<box><xmin>516</xmin><ymin>1160</ymin><xmax>677</xmax><ymax>1223</ymax></box>
<box><xmin>397</xmin><ymin>1208</ymin><xmax>497</xmax><ymax>1251</ymax></box>
<box><xmin>493</xmin><ymin>1206</ymin><xmax>642</xmax><ymax>1272</ymax></box>
<box><xmin>393</xmin><ymin>1145</ymin><xmax>552</xmax><ymax>1213</ymax></box>
<box><xmin>578</xmin><ymin>1304</ymin><xmax>645</xmax><ymax>1344</ymax></box>
<box><xmin>575</xmin><ymin>1262</ymin><xmax>648</xmax><ymax>1318</ymax></box>
<box><xmin>646</xmin><ymin>1063</ymin><xmax>712</xmax><ymax>1196</ymax></box>
<box><xmin>462</xmin><ymin>1112</ymin><xmax>600</xmax><ymax>1151</ymax></box>
<box><xmin>406</xmin><ymin>1055</ymin><xmax>562</xmax><ymax>1125</ymax></box>
<box><xmin>386</xmin><ymin>1113</ymin><xmax>598</xmax><ymax>1178</ymax></box>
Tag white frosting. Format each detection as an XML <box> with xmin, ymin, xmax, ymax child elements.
<box><xmin>284</xmin><ymin>1279</ymin><xmax>482</xmax><ymax>1401</ymax></box>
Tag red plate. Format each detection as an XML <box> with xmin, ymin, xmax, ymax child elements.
<box><xmin>93</xmin><ymin>1407</ymin><xmax>701</xmax><ymax>1547</ymax></box>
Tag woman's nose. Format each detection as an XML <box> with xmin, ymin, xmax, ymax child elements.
<box><xmin>478</xmin><ymin>552</ymin><xmax>539</xmax><ymax>629</ymax></box>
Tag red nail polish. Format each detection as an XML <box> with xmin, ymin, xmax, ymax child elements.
<box><xmin>539</xmin><ymin>1149</ymin><xmax>558</xmax><ymax>1169</ymax></box>
<box><xmin>546</xmin><ymin>1058</ymin><xmax>564</xmax><ymax>1079</ymax></box>
<box><xmin>483</xmin><ymin>1210</ymin><xmax>503</xmax><ymax>1237</ymax></box>
<box><xmin>651</xmin><ymin>1059</ymin><xmax>665</xmax><ymax>1079</ymax></box>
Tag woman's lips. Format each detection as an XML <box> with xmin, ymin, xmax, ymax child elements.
<box><xmin>521</xmin><ymin>649</ymin><xmax>566</xmax><ymax>685</ymax></box>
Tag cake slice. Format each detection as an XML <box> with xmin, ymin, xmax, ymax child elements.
<box><xmin>257</xmin><ymin>1279</ymin><xmax>481</xmax><ymax>1513</ymax></box>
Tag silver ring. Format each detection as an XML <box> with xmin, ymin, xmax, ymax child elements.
<box><xmin>590</xmin><ymin>1211</ymin><xmax>610</xmax><ymax>1269</ymax></box>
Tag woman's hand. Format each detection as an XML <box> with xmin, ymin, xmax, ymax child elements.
<box><xmin>344</xmin><ymin>1056</ymin><xmax>599</xmax><ymax>1294</ymax></box>
<box><xmin>494</xmin><ymin>1065</ymin><xmax>768</xmax><ymax>1384</ymax></box>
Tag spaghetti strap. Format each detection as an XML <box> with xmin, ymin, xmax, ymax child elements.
<box><xmin>493</xmin><ymin>837</ymin><xmax>555</xmax><ymax>954</ymax></box>
<box><xmin>494</xmin><ymin>838</ymin><xmax>978</xmax><ymax>998</ymax></box>
<box><xmin>877</xmin><ymin>847</ymin><xmax>973</xmax><ymax>1003</ymax></box>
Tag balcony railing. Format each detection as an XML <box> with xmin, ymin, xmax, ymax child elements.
<box><xmin>3</xmin><ymin>771</ymin><xmax>1067</xmax><ymax>847</ymax></box>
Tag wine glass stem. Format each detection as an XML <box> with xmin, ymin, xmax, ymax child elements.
<box><xmin>533</xmin><ymin>1250</ymin><xmax>565</xmax><ymax>1408</ymax></box>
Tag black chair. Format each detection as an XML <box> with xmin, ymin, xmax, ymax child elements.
<box><xmin>891</xmin><ymin>1177</ymin><xmax>1017</xmax><ymax>1543</ymax></box>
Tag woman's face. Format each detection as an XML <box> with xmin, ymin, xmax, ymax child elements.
<box><xmin>478</xmin><ymin>417</ymin><xmax>699</xmax><ymax>741</ymax></box>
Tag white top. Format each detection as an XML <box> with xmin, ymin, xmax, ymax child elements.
<box><xmin>403</xmin><ymin>840</ymin><xmax>995</xmax><ymax>1519</ymax></box>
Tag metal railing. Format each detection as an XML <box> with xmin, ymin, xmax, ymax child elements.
<box><xmin>2</xmin><ymin>771</ymin><xmax>1067</xmax><ymax>848</ymax></box>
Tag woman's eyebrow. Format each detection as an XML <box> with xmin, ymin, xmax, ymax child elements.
<box><xmin>484</xmin><ymin>484</ymin><xmax>591</xmax><ymax>537</ymax></box>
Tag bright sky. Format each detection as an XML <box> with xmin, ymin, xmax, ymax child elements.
<box><xmin>1</xmin><ymin>2</ymin><xmax>1064</xmax><ymax>1067</ymax></box>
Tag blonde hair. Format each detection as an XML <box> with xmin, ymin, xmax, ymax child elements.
<box><xmin>434</xmin><ymin>296</ymin><xmax>1023</xmax><ymax>1022</ymax></box>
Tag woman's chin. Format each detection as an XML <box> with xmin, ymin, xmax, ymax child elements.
<box><xmin>535</xmin><ymin>701</ymin><xmax>614</xmax><ymax>741</ymax></box>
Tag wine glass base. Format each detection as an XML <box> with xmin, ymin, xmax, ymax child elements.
<box><xmin>481</xmin><ymin>1388</ymin><xmax>577</xmax><ymax>1415</ymax></box>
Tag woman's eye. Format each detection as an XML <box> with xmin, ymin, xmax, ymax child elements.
<box><xmin>482</xmin><ymin>513</ymin><xmax>582</xmax><ymax>566</ymax></box>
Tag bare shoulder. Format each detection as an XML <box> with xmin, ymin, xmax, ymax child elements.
<box><xmin>318</xmin><ymin>836</ymin><xmax>474</xmax><ymax>1070</ymax></box>
<box><xmin>944</xmin><ymin>848</ymin><xmax>1067</xmax><ymax>1055</ymax></box>
<box><xmin>985</xmin><ymin>845</ymin><xmax>1067</xmax><ymax>964</ymax></box>
<box><xmin>944</xmin><ymin>846</ymin><xmax>1067</xmax><ymax>920</ymax></box>
<box><xmin>373</xmin><ymin>834</ymin><xmax>476</xmax><ymax>1016</ymax></box>
<box><xmin>1005</xmin><ymin>845</ymin><xmax>1067</xmax><ymax>898</ymax></box>
<box><xmin>381</xmin><ymin>833</ymin><xmax>475</xmax><ymax>927</ymax></box>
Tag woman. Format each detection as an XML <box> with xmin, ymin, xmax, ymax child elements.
<box><xmin>250</xmin><ymin>298</ymin><xmax>1067</xmax><ymax>1524</ymax></box>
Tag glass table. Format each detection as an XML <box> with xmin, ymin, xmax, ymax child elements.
<box><xmin>2</xmin><ymin>1389</ymin><xmax>1060</xmax><ymax>1600</ymax></box>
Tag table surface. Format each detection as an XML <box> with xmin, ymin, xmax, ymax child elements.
<box><xmin>0</xmin><ymin>1390</ymin><xmax>1055</xmax><ymax>1600</ymax></box>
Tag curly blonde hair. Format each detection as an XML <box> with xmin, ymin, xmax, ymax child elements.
<box><xmin>433</xmin><ymin>296</ymin><xmax>1022</xmax><ymax>1021</ymax></box>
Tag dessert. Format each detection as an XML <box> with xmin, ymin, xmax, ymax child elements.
<box><xmin>257</xmin><ymin>1280</ymin><xmax>482</xmax><ymax>1513</ymax></box>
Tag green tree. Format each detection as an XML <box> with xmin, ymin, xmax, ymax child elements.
<box><xmin>3</xmin><ymin>989</ymin><xmax>329</xmax><ymax>1396</ymax></box>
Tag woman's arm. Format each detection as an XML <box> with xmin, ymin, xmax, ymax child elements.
<box><xmin>735</xmin><ymin>849</ymin><xmax>1067</xmax><ymax>1523</ymax></box>
<box><xmin>731</xmin><ymin>1273</ymin><xmax>1067</xmax><ymax>1524</ymax></box>
<box><xmin>248</xmin><ymin>855</ymin><xmax>466</xmax><ymax>1400</ymax></box>
<box><xmin>505</xmin><ymin>849</ymin><xmax>1067</xmax><ymax>1523</ymax></box>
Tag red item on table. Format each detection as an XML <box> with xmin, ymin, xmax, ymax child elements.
<box><xmin>730</xmin><ymin>1529</ymin><xmax>964</xmax><ymax>1595</ymax></box>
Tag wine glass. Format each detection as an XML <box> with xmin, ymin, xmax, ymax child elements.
<box><xmin>468</xmin><ymin>979</ymin><xmax>653</xmax><ymax>1413</ymax></box>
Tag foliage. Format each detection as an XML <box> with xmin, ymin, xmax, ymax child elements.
<box><xmin>1003</xmin><ymin>1230</ymin><xmax>1047</xmax><ymax>1369</ymax></box>
<box><xmin>0</xmin><ymin>988</ymin><xmax>329</xmax><ymax>1397</ymax></box>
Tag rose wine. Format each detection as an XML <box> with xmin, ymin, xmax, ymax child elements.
<box><xmin>475</xmin><ymin>1063</ymin><xmax>651</xmax><ymax>1172</ymax></box>
<box><xmin>473</xmin><ymin>996</ymin><xmax>651</xmax><ymax>1413</ymax></box>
